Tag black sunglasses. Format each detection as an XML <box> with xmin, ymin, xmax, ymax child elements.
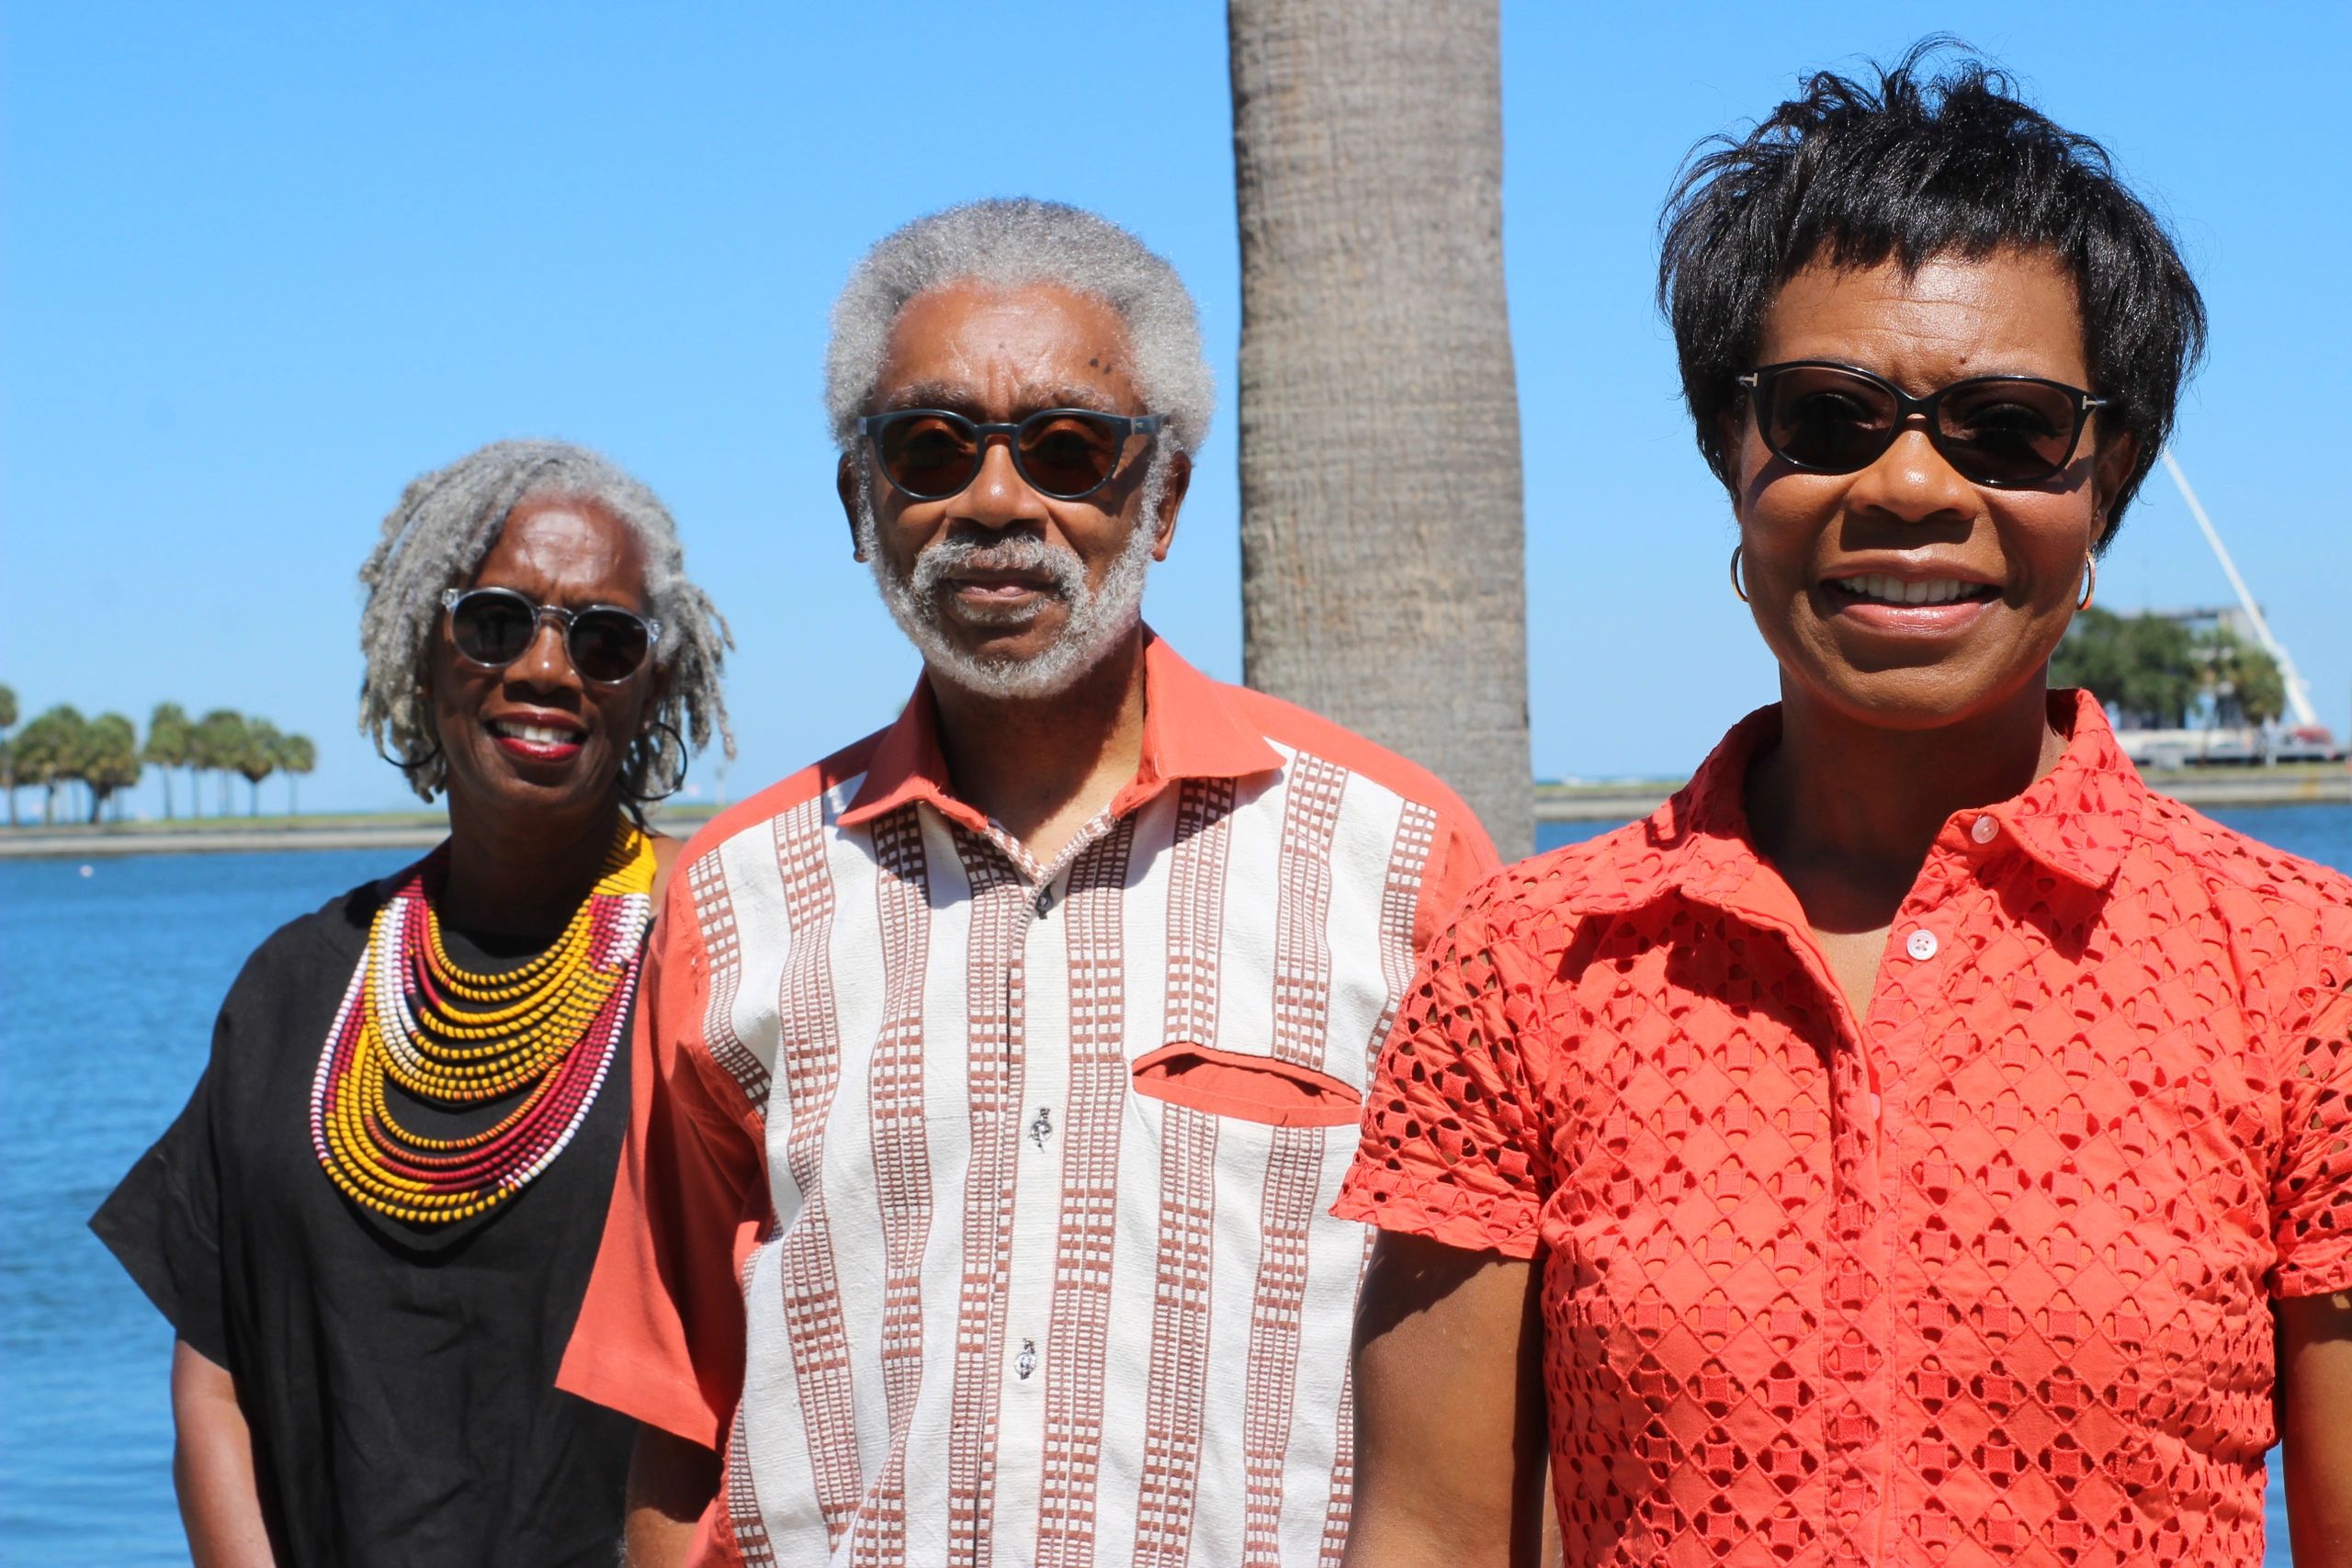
<box><xmin>857</xmin><ymin>407</ymin><xmax>1164</xmax><ymax>502</ymax></box>
<box><xmin>439</xmin><ymin>588</ymin><xmax>661</xmax><ymax>684</ymax></box>
<box><xmin>1738</xmin><ymin>361</ymin><xmax>2107</xmax><ymax>488</ymax></box>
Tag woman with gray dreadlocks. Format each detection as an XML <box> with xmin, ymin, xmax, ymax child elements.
<box><xmin>94</xmin><ymin>440</ymin><xmax>732</xmax><ymax>1567</ymax></box>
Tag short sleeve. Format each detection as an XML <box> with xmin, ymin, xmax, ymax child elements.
<box><xmin>2274</xmin><ymin>981</ymin><xmax>2352</xmax><ymax>1297</ymax></box>
<box><xmin>559</xmin><ymin>881</ymin><xmax>767</xmax><ymax>1450</ymax></box>
<box><xmin>1411</xmin><ymin>806</ymin><xmax>1503</xmax><ymax>958</ymax></box>
<box><xmin>89</xmin><ymin>991</ymin><xmax>238</xmax><ymax>1364</ymax></box>
<box><xmin>1333</xmin><ymin>878</ymin><xmax>1555</xmax><ymax>1258</ymax></box>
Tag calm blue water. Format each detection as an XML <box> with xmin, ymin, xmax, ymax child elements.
<box><xmin>4</xmin><ymin>807</ymin><xmax>2347</xmax><ymax>1562</ymax></box>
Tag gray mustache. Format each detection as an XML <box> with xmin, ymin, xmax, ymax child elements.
<box><xmin>908</xmin><ymin>535</ymin><xmax>1086</xmax><ymax>601</ymax></box>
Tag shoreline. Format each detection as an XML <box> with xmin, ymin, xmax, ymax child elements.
<box><xmin>4</xmin><ymin>772</ymin><xmax>2344</xmax><ymax>857</ymax></box>
<box><xmin>0</xmin><ymin>805</ymin><xmax>726</xmax><ymax>861</ymax></box>
<box><xmin>1535</xmin><ymin>764</ymin><xmax>2350</xmax><ymax>822</ymax></box>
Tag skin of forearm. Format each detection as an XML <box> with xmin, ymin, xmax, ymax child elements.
<box><xmin>169</xmin><ymin>1340</ymin><xmax>279</xmax><ymax>1568</ymax></box>
<box><xmin>2280</xmin><ymin>1292</ymin><xmax>2352</xmax><ymax>1568</ymax></box>
<box><xmin>624</xmin><ymin>1425</ymin><xmax>721</xmax><ymax>1567</ymax></box>
<box><xmin>1345</xmin><ymin>1236</ymin><xmax>1550</xmax><ymax>1566</ymax></box>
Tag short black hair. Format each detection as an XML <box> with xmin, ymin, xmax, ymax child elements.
<box><xmin>1657</xmin><ymin>39</ymin><xmax>2205</xmax><ymax>537</ymax></box>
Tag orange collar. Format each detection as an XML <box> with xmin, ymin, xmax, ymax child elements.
<box><xmin>837</xmin><ymin>630</ymin><xmax>1283</xmax><ymax>835</ymax></box>
<box><xmin>1557</xmin><ymin>690</ymin><xmax>2144</xmax><ymax>923</ymax></box>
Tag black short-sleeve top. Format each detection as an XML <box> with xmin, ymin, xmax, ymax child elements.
<box><xmin>91</xmin><ymin>876</ymin><xmax>637</xmax><ymax>1567</ymax></box>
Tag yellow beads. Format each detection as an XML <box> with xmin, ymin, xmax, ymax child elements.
<box><xmin>379</xmin><ymin>829</ymin><xmax>653</xmax><ymax>1101</ymax></box>
<box><xmin>311</xmin><ymin>821</ymin><xmax>658</xmax><ymax>1227</ymax></box>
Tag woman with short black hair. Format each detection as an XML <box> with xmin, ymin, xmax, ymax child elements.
<box><xmin>1338</xmin><ymin>46</ymin><xmax>2352</xmax><ymax>1566</ymax></box>
<box><xmin>94</xmin><ymin>440</ymin><xmax>731</xmax><ymax>1565</ymax></box>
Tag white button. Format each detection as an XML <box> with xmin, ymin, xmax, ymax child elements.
<box><xmin>1971</xmin><ymin>816</ymin><xmax>1998</xmax><ymax>844</ymax></box>
<box><xmin>1869</xmin><ymin>1092</ymin><xmax>1883</xmax><ymax>1119</ymax></box>
<box><xmin>1905</xmin><ymin>929</ymin><xmax>1939</xmax><ymax>961</ymax></box>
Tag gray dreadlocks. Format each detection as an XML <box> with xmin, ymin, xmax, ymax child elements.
<box><xmin>357</xmin><ymin>439</ymin><xmax>733</xmax><ymax>804</ymax></box>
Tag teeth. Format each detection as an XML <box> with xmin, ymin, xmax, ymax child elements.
<box><xmin>1831</xmin><ymin>574</ymin><xmax>1984</xmax><ymax>605</ymax></box>
<box><xmin>492</xmin><ymin>721</ymin><xmax>575</xmax><ymax>745</ymax></box>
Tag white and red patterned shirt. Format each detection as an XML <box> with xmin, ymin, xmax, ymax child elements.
<box><xmin>560</xmin><ymin>634</ymin><xmax>1496</xmax><ymax>1567</ymax></box>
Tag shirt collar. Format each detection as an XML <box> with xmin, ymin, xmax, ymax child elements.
<box><xmin>1558</xmin><ymin>688</ymin><xmax>2144</xmax><ymax>920</ymax></box>
<box><xmin>838</xmin><ymin>629</ymin><xmax>1283</xmax><ymax>833</ymax></box>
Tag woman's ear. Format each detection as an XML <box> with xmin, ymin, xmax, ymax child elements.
<box><xmin>2091</xmin><ymin>433</ymin><xmax>2140</xmax><ymax>549</ymax></box>
<box><xmin>1715</xmin><ymin>410</ymin><xmax>1752</xmax><ymax>513</ymax></box>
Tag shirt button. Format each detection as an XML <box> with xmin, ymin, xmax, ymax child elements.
<box><xmin>1970</xmin><ymin>815</ymin><xmax>1998</xmax><ymax>844</ymax></box>
<box><xmin>1869</xmin><ymin>1092</ymin><xmax>1883</xmax><ymax>1119</ymax></box>
<box><xmin>1905</xmin><ymin>929</ymin><xmax>1939</xmax><ymax>961</ymax></box>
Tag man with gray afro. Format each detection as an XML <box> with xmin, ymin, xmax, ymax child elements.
<box><xmin>562</xmin><ymin>198</ymin><xmax>1496</xmax><ymax>1567</ymax></box>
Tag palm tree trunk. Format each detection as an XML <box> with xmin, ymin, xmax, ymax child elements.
<box><xmin>1229</xmin><ymin>0</ymin><xmax>1532</xmax><ymax>856</ymax></box>
<box><xmin>159</xmin><ymin>768</ymin><xmax>174</xmax><ymax>820</ymax></box>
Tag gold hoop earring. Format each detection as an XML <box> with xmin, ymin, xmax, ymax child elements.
<box><xmin>1729</xmin><ymin>543</ymin><xmax>1749</xmax><ymax>604</ymax></box>
<box><xmin>2077</xmin><ymin>554</ymin><xmax>2098</xmax><ymax>612</ymax></box>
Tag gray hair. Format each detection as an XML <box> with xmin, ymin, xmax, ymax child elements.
<box><xmin>357</xmin><ymin>439</ymin><xmax>734</xmax><ymax>804</ymax></box>
<box><xmin>824</xmin><ymin>198</ymin><xmax>1215</xmax><ymax>456</ymax></box>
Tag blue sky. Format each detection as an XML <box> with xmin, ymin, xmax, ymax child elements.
<box><xmin>5</xmin><ymin>2</ymin><xmax>2346</xmax><ymax>813</ymax></box>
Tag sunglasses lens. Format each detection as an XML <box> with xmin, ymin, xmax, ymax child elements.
<box><xmin>567</xmin><ymin>609</ymin><xmax>651</xmax><ymax>682</ymax></box>
<box><xmin>1016</xmin><ymin>412</ymin><xmax>1124</xmax><ymax>498</ymax></box>
<box><xmin>449</xmin><ymin>592</ymin><xmax>537</xmax><ymax>667</ymax></box>
<box><xmin>876</xmin><ymin>413</ymin><xmax>979</xmax><ymax>499</ymax></box>
<box><xmin>1759</xmin><ymin>366</ymin><xmax>1898</xmax><ymax>472</ymax></box>
<box><xmin>1936</xmin><ymin>380</ymin><xmax>2081</xmax><ymax>484</ymax></box>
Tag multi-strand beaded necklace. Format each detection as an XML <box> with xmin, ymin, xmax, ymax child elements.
<box><xmin>309</xmin><ymin>822</ymin><xmax>656</xmax><ymax>1225</ymax></box>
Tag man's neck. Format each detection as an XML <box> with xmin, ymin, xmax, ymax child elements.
<box><xmin>929</xmin><ymin>627</ymin><xmax>1150</xmax><ymax>869</ymax></box>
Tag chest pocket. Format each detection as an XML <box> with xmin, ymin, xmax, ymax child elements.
<box><xmin>1131</xmin><ymin>1042</ymin><xmax>1363</xmax><ymax>1128</ymax></box>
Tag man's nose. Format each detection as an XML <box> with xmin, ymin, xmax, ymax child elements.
<box><xmin>953</xmin><ymin>436</ymin><xmax>1049</xmax><ymax>529</ymax></box>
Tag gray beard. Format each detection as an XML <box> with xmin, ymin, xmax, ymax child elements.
<box><xmin>854</xmin><ymin>466</ymin><xmax>1160</xmax><ymax>701</ymax></box>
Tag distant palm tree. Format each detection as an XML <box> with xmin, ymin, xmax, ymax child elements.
<box><xmin>276</xmin><ymin>732</ymin><xmax>317</xmax><ymax>815</ymax></box>
<box><xmin>145</xmin><ymin>702</ymin><xmax>193</xmax><ymax>819</ymax></box>
<box><xmin>194</xmin><ymin>709</ymin><xmax>247</xmax><ymax>816</ymax></box>
<box><xmin>1228</xmin><ymin>0</ymin><xmax>1532</xmax><ymax>855</ymax></box>
<box><xmin>83</xmin><ymin>713</ymin><xmax>142</xmax><ymax>823</ymax></box>
<box><xmin>240</xmin><ymin>718</ymin><xmax>282</xmax><ymax>816</ymax></box>
<box><xmin>0</xmin><ymin>682</ymin><xmax>17</xmax><ymax>828</ymax></box>
<box><xmin>13</xmin><ymin>705</ymin><xmax>88</xmax><ymax>825</ymax></box>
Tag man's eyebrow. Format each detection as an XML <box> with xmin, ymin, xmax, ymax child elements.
<box><xmin>874</xmin><ymin>381</ymin><xmax>1124</xmax><ymax>417</ymax></box>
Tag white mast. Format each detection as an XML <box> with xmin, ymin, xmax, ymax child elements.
<box><xmin>2161</xmin><ymin>449</ymin><xmax>2321</xmax><ymax>729</ymax></box>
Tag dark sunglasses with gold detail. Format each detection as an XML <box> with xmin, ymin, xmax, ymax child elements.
<box><xmin>1738</xmin><ymin>361</ymin><xmax>2107</xmax><ymax>489</ymax></box>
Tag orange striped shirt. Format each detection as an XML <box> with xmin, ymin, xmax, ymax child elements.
<box><xmin>562</xmin><ymin>634</ymin><xmax>1495</xmax><ymax>1565</ymax></box>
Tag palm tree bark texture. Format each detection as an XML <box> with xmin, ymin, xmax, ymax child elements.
<box><xmin>1229</xmin><ymin>0</ymin><xmax>1532</xmax><ymax>857</ymax></box>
